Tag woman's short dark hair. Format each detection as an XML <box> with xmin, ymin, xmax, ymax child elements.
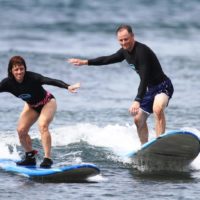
<box><xmin>8</xmin><ymin>56</ymin><xmax>27</xmax><ymax>78</ymax></box>
<box><xmin>116</xmin><ymin>24</ymin><xmax>134</xmax><ymax>35</ymax></box>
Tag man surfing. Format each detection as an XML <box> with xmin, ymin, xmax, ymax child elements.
<box><xmin>68</xmin><ymin>24</ymin><xmax>174</xmax><ymax>145</ymax></box>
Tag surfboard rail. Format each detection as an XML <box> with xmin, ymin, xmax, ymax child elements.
<box><xmin>0</xmin><ymin>159</ymin><xmax>100</xmax><ymax>182</ymax></box>
<box><xmin>128</xmin><ymin>130</ymin><xmax>200</xmax><ymax>172</ymax></box>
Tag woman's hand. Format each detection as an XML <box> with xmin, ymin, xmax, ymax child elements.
<box><xmin>67</xmin><ymin>58</ymin><xmax>88</xmax><ymax>66</ymax></box>
<box><xmin>68</xmin><ymin>83</ymin><xmax>81</xmax><ymax>93</ymax></box>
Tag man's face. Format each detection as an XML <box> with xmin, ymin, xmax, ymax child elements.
<box><xmin>117</xmin><ymin>29</ymin><xmax>134</xmax><ymax>51</ymax></box>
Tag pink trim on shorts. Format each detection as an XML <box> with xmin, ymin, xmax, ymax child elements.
<box><xmin>30</xmin><ymin>92</ymin><xmax>53</xmax><ymax>108</ymax></box>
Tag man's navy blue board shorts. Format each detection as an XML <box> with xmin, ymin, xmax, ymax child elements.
<box><xmin>140</xmin><ymin>79</ymin><xmax>174</xmax><ymax>114</ymax></box>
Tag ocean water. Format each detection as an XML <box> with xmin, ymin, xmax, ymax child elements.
<box><xmin>0</xmin><ymin>0</ymin><xmax>200</xmax><ymax>199</ymax></box>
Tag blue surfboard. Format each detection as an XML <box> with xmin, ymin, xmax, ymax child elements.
<box><xmin>127</xmin><ymin>130</ymin><xmax>200</xmax><ymax>172</ymax></box>
<box><xmin>0</xmin><ymin>159</ymin><xmax>100</xmax><ymax>182</ymax></box>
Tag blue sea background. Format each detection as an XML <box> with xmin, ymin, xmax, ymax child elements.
<box><xmin>0</xmin><ymin>0</ymin><xmax>200</xmax><ymax>199</ymax></box>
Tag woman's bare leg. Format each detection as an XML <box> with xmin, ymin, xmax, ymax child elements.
<box><xmin>17</xmin><ymin>103</ymin><xmax>39</xmax><ymax>152</ymax></box>
<box><xmin>38</xmin><ymin>99</ymin><xmax>57</xmax><ymax>159</ymax></box>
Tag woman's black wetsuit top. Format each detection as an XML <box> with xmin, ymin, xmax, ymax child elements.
<box><xmin>88</xmin><ymin>41</ymin><xmax>168</xmax><ymax>102</ymax></box>
<box><xmin>0</xmin><ymin>71</ymin><xmax>70</xmax><ymax>105</ymax></box>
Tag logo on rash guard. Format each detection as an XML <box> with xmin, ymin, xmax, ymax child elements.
<box><xmin>18</xmin><ymin>94</ymin><xmax>31</xmax><ymax>100</ymax></box>
<box><xmin>129</xmin><ymin>64</ymin><xmax>136</xmax><ymax>71</ymax></box>
<box><xmin>129</xmin><ymin>64</ymin><xmax>139</xmax><ymax>73</ymax></box>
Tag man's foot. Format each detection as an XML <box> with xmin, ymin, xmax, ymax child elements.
<box><xmin>16</xmin><ymin>150</ymin><xmax>38</xmax><ymax>166</ymax></box>
<box><xmin>40</xmin><ymin>158</ymin><xmax>53</xmax><ymax>168</ymax></box>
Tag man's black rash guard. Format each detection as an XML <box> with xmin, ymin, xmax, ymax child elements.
<box><xmin>0</xmin><ymin>71</ymin><xmax>70</xmax><ymax>105</ymax></box>
<box><xmin>88</xmin><ymin>41</ymin><xmax>168</xmax><ymax>102</ymax></box>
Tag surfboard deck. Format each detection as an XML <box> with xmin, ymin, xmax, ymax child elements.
<box><xmin>0</xmin><ymin>159</ymin><xmax>100</xmax><ymax>182</ymax></box>
<box><xmin>128</xmin><ymin>130</ymin><xmax>200</xmax><ymax>172</ymax></box>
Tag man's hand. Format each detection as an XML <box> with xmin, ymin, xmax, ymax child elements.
<box><xmin>129</xmin><ymin>101</ymin><xmax>140</xmax><ymax>116</ymax></box>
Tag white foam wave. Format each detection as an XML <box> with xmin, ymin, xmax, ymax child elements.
<box><xmin>0</xmin><ymin>132</ymin><xmax>37</xmax><ymax>159</ymax></box>
<box><xmin>0</xmin><ymin>123</ymin><xmax>140</xmax><ymax>160</ymax></box>
<box><xmin>1</xmin><ymin>124</ymin><xmax>200</xmax><ymax>171</ymax></box>
<box><xmin>0</xmin><ymin>141</ymin><xmax>20</xmax><ymax>160</ymax></box>
<box><xmin>52</xmin><ymin>123</ymin><xmax>141</xmax><ymax>155</ymax></box>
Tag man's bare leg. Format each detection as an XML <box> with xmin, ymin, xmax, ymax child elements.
<box><xmin>153</xmin><ymin>93</ymin><xmax>169</xmax><ymax>137</ymax></box>
<box><xmin>134</xmin><ymin>110</ymin><xmax>149</xmax><ymax>144</ymax></box>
